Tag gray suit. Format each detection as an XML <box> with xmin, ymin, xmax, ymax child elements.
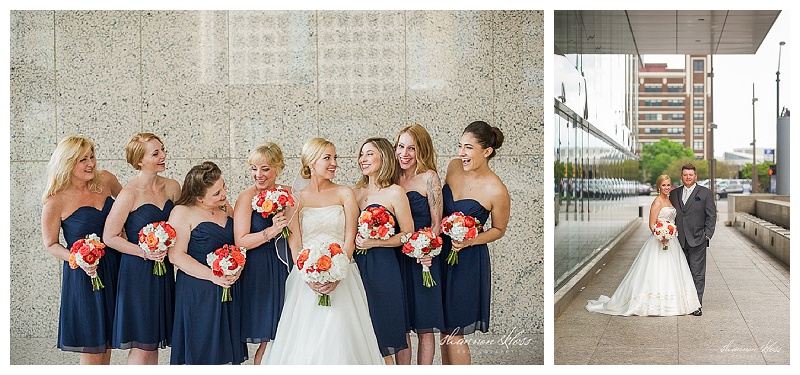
<box><xmin>669</xmin><ymin>184</ymin><xmax>716</xmax><ymax>304</ymax></box>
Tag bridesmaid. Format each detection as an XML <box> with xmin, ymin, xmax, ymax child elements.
<box><xmin>393</xmin><ymin>124</ymin><xmax>444</xmax><ymax>365</ymax></box>
<box><xmin>233</xmin><ymin>142</ymin><xmax>292</xmax><ymax>365</ymax></box>
<box><xmin>168</xmin><ymin>162</ymin><xmax>247</xmax><ymax>365</ymax></box>
<box><xmin>353</xmin><ymin>137</ymin><xmax>413</xmax><ymax>364</ymax></box>
<box><xmin>40</xmin><ymin>135</ymin><xmax>123</xmax><ymax>365</ymax></box>
<box><xmin>103</xmin><ymin>133</ymin><xmax>181</xmax><ymax>364</ymax></box>
<box><xmin>439</xmin><ymin>121</ymin><xmax>510</xmax><ymax>365</ymax></box>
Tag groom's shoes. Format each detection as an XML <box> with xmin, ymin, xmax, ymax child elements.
<box><xmin>691</xmin><ymin>308</ymin><xmax>702</xmax><ymax>316</ymax></box>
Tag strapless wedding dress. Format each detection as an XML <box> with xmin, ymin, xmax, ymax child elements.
<box><xmin>586</xmin><ymin>207</ymin><xmax>701</xmax><ymax>316</ymax></box>
<box><xmin>261</xmin><ymin>205</ymin><xmax>384</xmax><ymax>364</ymax></box>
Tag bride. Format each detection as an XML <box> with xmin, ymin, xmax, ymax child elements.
<box><xmin>261</xmin><ymin>138</ymin><xmax>383</xmax><ymax>365</ymax></box>
<box><xmin>586</xmin><ymin>174</ymin><xmax>700</xmax><ymax>316</ymax></box>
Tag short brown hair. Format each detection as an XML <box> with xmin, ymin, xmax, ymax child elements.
<box><xmin>681</xmin><ymin>163</ymin><xmax>697</xmax><ymax>173</ymax></box>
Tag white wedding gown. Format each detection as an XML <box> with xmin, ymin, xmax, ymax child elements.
<box><xmin>586</xmin><ymin>207</ymin><xmax>701</xmax><ymax>316</ymax></box>
<box><xmin>261</xmin><ymin>205</ymin><xmax>384</xmax><ymax>364</ymax></box>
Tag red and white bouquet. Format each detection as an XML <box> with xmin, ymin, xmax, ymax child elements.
<box><xmin>401</xmin><ymin>228</ymin><xmax>444</xmax><ymax>288</ymax></box>
<box><xmin>440</xmin><ymin>211</ymin><xmax>482</xmax><ymax>265</ymax></box>
<box><xmin>69</xmin><ymin>233</ymin><xmax>106</xmax><ymax>291</ymax></box>
<box><xmin>296</xmin><ymin>241</ymin><xmax>349</xmax><ymax>306</ymax></box>
<box><xmin>251</xmin><ymin>186</ymin><xmax>295</xmax><ymax>238</ymax></box>
<box><xmin>206</xmin><ymin>244</ymin><xmax>247</xmax><ymax>302</ymax></box>
<box><xmin>355</xmin><ymin>205</ymin><xmax>396</xmax><ymax>255</ymax></box>
<box><xmin>138</xmin><ymin>221</ymin><xmax>177</xmax><ymax>276</ymax></box>
<box><xmin>653</xmin><ymin>219</ymin><xmax>677</xmax><ymax>251</ymax></box>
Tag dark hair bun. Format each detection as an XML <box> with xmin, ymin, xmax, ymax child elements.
<box><xmin>491</xmin><ymin>126</ymin><xmax>504</xmax><ymax>149</ymax></box>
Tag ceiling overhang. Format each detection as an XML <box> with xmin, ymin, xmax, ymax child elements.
<box><xmin>555</xmin><ymin>10</ymin><xmax>781</xmax><ymax>55</ymax></box>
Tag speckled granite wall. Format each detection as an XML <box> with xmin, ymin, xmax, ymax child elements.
<box><xmin>10</xmin><ymin>9</ymin><xmax>543</xmax><ymax>347</ymax></box>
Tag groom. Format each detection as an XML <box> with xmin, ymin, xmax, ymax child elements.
<box><xmin>669</xmin><ymin>163</ymin><xmax>716</xmax><ymax>316</ymax></box>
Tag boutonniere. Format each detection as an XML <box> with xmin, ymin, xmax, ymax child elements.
<box><xmin>694</xmin><ymin>196</ymin><xmax>701</xmax><ymax>201</ymax></box>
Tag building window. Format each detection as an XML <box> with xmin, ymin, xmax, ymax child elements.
<box><xmin>644</xmin><ymin>84</ymin><xmax>661</xmax><ymax>92</ymax></box>
<box><xmin>694</xmin><ymin>84</ymin><xmax>704</xmax><ymax>93</ymax></box>
<box><xmin>643</xmin><ymin>128</ymin><xmax>662</xmax><ymax>134</ymax></box>
<box><xmin>667</xmin><ymin>127</ymin><xmax>684</xmax><ymax>134</ymax></box>
<box><xmin>667</xmin><ymin>99</ymin><xmax>684</xmax><ymax>106</ymax></box>
<box><xmin>694</xmin><ymin>98</ymin><xmax>704</xmax><ymax>107</ymax></box>
<box><xmin>666</xmin><ymin>113</ymin><xmax>684</xmax><ymax>120</ymax></box>
<box><xmin>644</xmin><ymin>114</ymin><xmax>662</xmax><ymax>121</ymax></box>
<box><xmin>694</xmin><ymin>112</ymin><xmax>704</xmax><ymax>121</ymax></box>
<box><xmin>693</xmin><ymin>140</ymin><xmax>704</xmax><ymax>149</ymax></box>
<box><xmin>693</xmin><ymin>60</ymin><xmax>704</xmax><ymax>72</ymax></box>
<box><xmin>667</xmin><ymin>84</ymin><xmax>683</xmax><ymax>93</ymax></box>
<box><xmin>644</xmin><ymin>99</ymin><xmax>661</xmax><ymax>106</ymax></box>
<box><xmin>694</xmin><ymin>126</ymin><xmax>703</xmax><ymax>135</ymax></box>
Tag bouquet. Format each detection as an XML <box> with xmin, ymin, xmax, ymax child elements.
<box><xmin>440</xmin><ymin>211</ymin><xmax>482</xmax><ymax>265</ymax></box>
<box><xmin>296</xmin><ymin>241</ymin><xmax>349</xmax><ymax>306</ymax></box>
<box><xmin>69</xmin><ymin>233</ymin><xmax>106</xmax><ymax>291</ymax></box>
<box><xmin>251</xmin><ymin>186</ymin><xmax>296</xmax><ymax>238</ymax></box>
<box><xmin>653</xmin><ymin>219</ymin><xmax>677</xmax><ymax>251</ymax></box>
<box><xmin>138</xmin><ymin>221</ymin><xmax>177</xmax><ymax>276</ymax></box>
<box><xmin>206</xmin><ymin>244</ymin><xmax>247</xmax><ymax>302</ymax></box>
<box><xmin>401</xmin><ymin>228</ymin><xmax>444</xmax><ymax>287</ymax></box>
<box><xmin>355</xmin><ymin>205</ymin><xmax>396</xmax><ymax>255</ymax></box>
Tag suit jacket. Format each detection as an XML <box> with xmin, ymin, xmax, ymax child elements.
<box><xmin>669</xmin><ymin>184</ymin><xmax>717</xmax><ymax>248</ymax></box>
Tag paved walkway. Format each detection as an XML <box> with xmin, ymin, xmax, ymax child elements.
<box><xmin>554</xmin><ymin>201</ymin><xmax>790</xmax><ymax>365</ymax></box>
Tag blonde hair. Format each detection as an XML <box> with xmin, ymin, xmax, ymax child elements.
<box><xmin>394</xmin><ymin>124</ymin><xmax>437</xmax><ymax>174</ymax></box>
<box><xmin>355</xmin><ymin>138</ymin><xmax>400</xmax><ymax>189</ymax></box>
<box><xmin>126</xmin><ymin>132</ymin><xmax>164</xmax><ymax>170</ymax></box>
<box><xmin>655</xmin><ymin>174</ymin><xmax>671</xmax><ymax>189</ymax></box>
<box><xmin>42</xmin><ymin>135</ymin><xmax>102</xmax><ymax>203</ymax></box>
<box><xmin>300</xmin><ymin>138</ymin><xmax>335</xmax><ymax>179</ymax></box>
<box><xmin>247</xmin><ymin>142</ymin><xmax>286</xmax><ymax>175</ymax></box>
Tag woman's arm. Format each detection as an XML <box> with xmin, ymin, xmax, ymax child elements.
<box><xmin>340</xmin><ymin>186</ymin><xmax>360</xmax><ymax>258</ymax></box>
<box><xmin>452</xmin><ymin>180</ymin><xmax>510</xmax><ymax>251</ymax></box>
<box><xmin>233</xmin><ymin>188</ymin><xmax>271</xmax><ymax>250</ymax></box>
<box><xmin>101</xmin><ymin>170</ymin><xmax>123</xmax><ymax>198</ymax></box>
<box><xmin>167</xmin><ymin>206</ymin><xmax>230</xmax><ymax>286</ymax></box>
<box><xmin>425</xmin><ymin>170</ymin><xmax>444</xmax><ymax>234</ymax></box>
<box><xmin>102</xmin><ymin>188</ymin><xmax>152</xmax><ymax>258</ymax></box>
<box><xmin>41</xmin><ymin>198</ymin><xmax>70</xmax><ymax>263</ymax></box>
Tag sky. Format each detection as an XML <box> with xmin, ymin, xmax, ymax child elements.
<box><xmin>642</xmin><ymin>11</ymin><xmax>791</xmax><ymax>158</ymax></box>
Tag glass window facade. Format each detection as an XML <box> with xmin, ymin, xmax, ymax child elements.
<box><xmin>666</xmin><ymin>113</ymin><xmax>684</xmax><ymax>120</ymax></box>
<box><xmin>644</xmin><ymin>99</ymin><xmax>661</xmax><ymax>106</ymax></box>
<box><xmin>554</xmin><ymin>55</ymin><xmax>639</xmax><ymax>291</ymax></box>
<box><xmin>694</xmin><ymin>60</ymin><xmax>704</xmax><ymax>72</ymax></box>
<box><xmin>644</xmin><ymin>84</ymin><xmax>661</xmax><ymax>92</ymax></box>
<box><xmin>667</xmin><ymin>99</ymin><xmax>684</xmax><ymax>106</ymax></box>
<box><xmin>694</xmin><ymin>126</ymin><xmax>703</xmax><ymax>135</ymax></box>
<box><xmin>694</xmin><ymin>112</ymin><xmax>704</xmax><ymax>120</ymax></box>
<box><xmin>694</xmin><ymin>98</ymin><xmax>704</xmax><ymax>107</ymax></box>
<box><xmin>667</xmin><ymin>84</ymin><xmax>683</xmax><ymax>93</ymax></box>
<box><xmin>694</xmin><ymin>84</ymin><xmax>704</xmax><ymax>93</ymax></box>
<box><xmin>644</xmin><ymin>113</ymin><xmax>661</xmax><ymax>121</ymax></box>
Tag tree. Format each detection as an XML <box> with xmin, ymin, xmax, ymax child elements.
<box><xmin>640</xmin><ymin>138</ymin><xmax>695</xmax><ymax>184</ymax></box>
<box><xmin>740</xmin><ymin>162</ymin><xmax>772</xmax><ymax>193</ymax></box>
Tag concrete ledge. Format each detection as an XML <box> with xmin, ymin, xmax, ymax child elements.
<box><xmin>728</xmin><ymin>194</ymin><xmax>789</xmax><ymax>220</ymax></box>
<box><xmin>756</xmin><ymin>199</ymin><xmax>790</xmax><ymax>229</ymax></box>
<box><xmin>553</xmin><ymin>218</ymin><xmax>641</xmax><ymax>319</ymax></box>
<box><xmin>734</xmin><ymin>212</ymin><xmax>790</xmax><ymax>266</ymax></box>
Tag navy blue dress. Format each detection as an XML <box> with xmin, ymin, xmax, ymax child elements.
<box><xmin>354</xmin><ymin>204</ymin><xmax>409</xmax><ymax>356</ymax></box>
<box><xmin>112</xmin><ymin>200</ymin><xmax>175</xmax><ymax>350</ymax></box>
<box><xmin>401</xmin><ymin>191</ymin><xmax>445</xmax><ymax>334</ymax></box>
<box><xmin>239</xmin><ymin>211</ymin><xmax>292</xmax><ymax>344</ymax></box>
<box><xmin>170</xmin><ymin>217</ymin><xmax>247</xmax><ymax>365</ymax></box>
<box><xmin>58</xmin><ymin>196</ymin><xmax>121</xmax><ymax>353</ymax></box>
<box><xmin>440</xmin><ymin>184</ymin><xmax>491</xmax><ymax>335</ymax></box>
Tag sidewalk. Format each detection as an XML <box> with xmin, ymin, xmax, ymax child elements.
<box><xmin>554</xmin><ymin>201</ymin><xmax>790</xmax><ymax>365</ymax></box>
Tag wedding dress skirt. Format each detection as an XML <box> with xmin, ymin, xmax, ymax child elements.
<box><xmin>586</xmin><ymin>207</ymin><xmax>700</xmax><ymax>316</ymax></box>
<box><xmin>261</xmin><ymin>205</ymin><xmax>384</xmax><ymax>365</ymax></box>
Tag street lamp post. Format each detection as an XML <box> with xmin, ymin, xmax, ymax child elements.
<box><xmin>752</xmin><ymin>84</ymin><xmax>758</xmax><ymax>193</ymax></box>
<box><xmin>709</xmin><ymin>123</ymin><xmax>717</xmax><ymax>197</ymax></box>
<box><xmin>777</xmin><ymin>41</ymin><xmax>785</xmax><ymax>118</ymax></box>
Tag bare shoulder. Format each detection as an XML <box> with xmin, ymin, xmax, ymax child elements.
<box><xmin>335</xmin><ymin>184</ymin><xmax>355</xmax><ymax>199</ymax></box>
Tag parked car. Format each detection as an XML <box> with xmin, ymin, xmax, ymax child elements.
<box><xmin>637</xmin><ymin>183</ymin><xmax>653</xmax><ymax>195</ymax></box>
<box><xmin>717</xmin><ymin>183</ymin><xmax>744</xmax><ymax>199</ymax></box>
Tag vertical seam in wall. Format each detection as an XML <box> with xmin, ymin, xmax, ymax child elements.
<box><xmin>492</xmin><ymin>11</ymin><xmax>497</xmax><ymax>127</ymax></box>
<box><xmin>315</xmin><ymin>10</ymin><xmax>320</xmax><ymax>137</ymax></box>
<box><xmin>53</xmin><ymin>11</ymin><xmax>58</xmax><ymax>139</ymax></box>
<box><xmin>139</xmin><ymin>10</ymin><xmax>143</xmax><ymax>133</ymax></box>
<box><xmin>227</xmin><ymin>10</ymin><xmax>232</xmax><ymax>160</ymax></box>
<box><xmin>404</xmin><ymin>10</ymin><xmax>408</xmax><ymax>124</ymax></box>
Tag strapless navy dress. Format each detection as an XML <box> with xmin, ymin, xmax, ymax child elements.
<box><xmin>354</xmin><ymin>204</ymin><xmax>409</xmax><ymax>356</ymax></box>
<box><xmin>112</xmin><ymin>200</ymin><xmax>175</xmax><ymax>350</ymax></box>
<box><xmin>58</xmin><ymin>196</ymin><xmax>121</xmax><ymax>353</ymax></box>
<box><xmin>239</xmin><ymin>211</ymin><xmax>292</xmax><ymax>344</ymax></box>
<box><xmin>440</xmin><ymin>184</ymin><xmax>491</xmax><ymax>335</ymax></box>
<box><xmin>400</xmin><ymin>191</ymin><xmax>445</xmax><ymax>334</ymax></box>
<box><xmin>170</xmin><ymin>217</ymin><xmax>247</xmax><ymax>365</ymax></box>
